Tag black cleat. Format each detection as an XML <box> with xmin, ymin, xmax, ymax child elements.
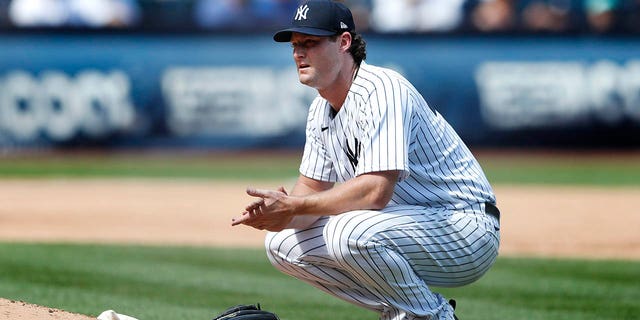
<box><xmin>449</xmin><ymin>299</ymin><xmax>459</xmax><ymax>320</ymax></box>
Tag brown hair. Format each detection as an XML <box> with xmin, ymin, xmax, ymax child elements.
<box><xmin>331</xmin><ymin>31</ymin><xmax>367</xmax><ymax>66</ymax></box>
<box><xmin>349</xmin><ymin>32</ymin><xmax>367</xmax><ymax>66</ymax></box>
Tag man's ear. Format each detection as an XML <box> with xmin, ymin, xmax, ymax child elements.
<box><xmin>340</xmin><ymin>32</ymin><xmax>352</xmax><ymax>53</ymax></box>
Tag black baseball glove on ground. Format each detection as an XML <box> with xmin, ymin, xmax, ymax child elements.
<box><xmin>212</xmin><ymin>304</ymin><xmax>279</xmax><ymax>320</ymax></box>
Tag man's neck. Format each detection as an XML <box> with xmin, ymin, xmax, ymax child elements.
<box><xmin>319</xmin><ymin>61</ymin><xmax>358</xmax><ymax>112</ymax></box>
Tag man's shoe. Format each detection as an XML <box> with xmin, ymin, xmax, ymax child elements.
<box><xmin>449</xmin><ymin>300</ymin><xmax>459</xmax><ymax>320</ymax></box>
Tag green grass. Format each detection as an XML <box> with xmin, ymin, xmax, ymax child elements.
<box><xmin>1</xmin><ymin>243</ymin><xmax>638</xmax><ymax>320</ymax></box>
<box><xmin>0</xmin><ymin>150</ymin><xmax>639</xmax><ymax>185</ymax></box>
<box><xmin>1</xmin><ymin>151</ymin><xmax>637</xmax><ymax>319</ymax></box>
<box><xmin>0</xmin><ymin>152</ymin><xmax>301</xmax><ymax>180</ymax></box>
<box><xmin>0</xmin><ymin>243</ymin><xmax>373</xmax><ymax>320</ymax></box>
<box><xmin>476</xmin><ymin>151</ymin><xmax>640</xmax><ymax>186</ymax></box>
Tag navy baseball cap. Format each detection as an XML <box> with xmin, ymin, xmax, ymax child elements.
<box><xmin>273</xmin><ymin>0</ymin><xmax>355</xmax><ymax>42</ymax></box>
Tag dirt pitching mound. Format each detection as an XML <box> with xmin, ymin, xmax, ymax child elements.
<box><xmin>0</xmin><ymin>299</ymin><xmax>93</xmax><ymax>320</ymax></box>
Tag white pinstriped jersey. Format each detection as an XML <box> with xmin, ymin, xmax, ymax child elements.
<box><xmin>300</xmin><ymin>62</ymin><xmax>495</xmax><ymax>211</ymax></box>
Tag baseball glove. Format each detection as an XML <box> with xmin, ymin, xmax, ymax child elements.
<box><xmin>212</xmin><ymin>303</ymin><xmax>279</xmax><ymax>320</ymax></box>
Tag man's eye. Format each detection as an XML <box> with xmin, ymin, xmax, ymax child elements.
<box><xmin>292</xmin><ymin>40</ymin><xmax>318</xmax><ymax>49</ymax></box>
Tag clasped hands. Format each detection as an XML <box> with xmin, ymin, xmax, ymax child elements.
<box><xmin>231</xmin><ymin>186</ymin><xmax>295</xmax><ymax>232</ymax></box>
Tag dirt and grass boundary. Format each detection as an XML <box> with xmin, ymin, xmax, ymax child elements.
<box><xmin>1</xmin><ymin>150</ymin><xmax>639</xmax><ymax>319</ymax></box>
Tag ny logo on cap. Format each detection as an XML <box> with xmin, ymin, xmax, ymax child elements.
<box><xmin>294</xmin><ymin>4</ymin><xmax>310</xmax><ymax>21</ymax></box>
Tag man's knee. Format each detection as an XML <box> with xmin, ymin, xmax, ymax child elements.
<box><xmin>264</xmin><ymin>230</ymin><xmax>310</xmax><ymax>270</ymax></box>
<box><xmin>264</xmin><ymin>231</ymin><xmax>289</xmax><ymax>269</ymax></box>
<box><xmin>324</xmin><ymin>211</ymin><xmax>376</xmax><ymax>263</ymax></box>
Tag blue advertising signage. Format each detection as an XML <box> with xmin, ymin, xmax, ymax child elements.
<box><xmin>0</xmin><ymin>33</ymin><xmax>638</xmax><ymax>149</ymax></box>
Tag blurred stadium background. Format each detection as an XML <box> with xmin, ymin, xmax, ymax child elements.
<box><xmin>1</xmin><ymin>1</ymin><xmax>639</xmax><ymax>319</ymax></box>
<box><xmin>0</xmin><ymin>0</ymin><xmax>638</xmax><ymax>151</ymax></box>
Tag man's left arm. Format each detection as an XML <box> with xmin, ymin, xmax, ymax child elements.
<box><xmin>298</xmin><ymin>170</ymin><xmax>400</xmax><ymax>215</ymax></box>
<box><xmin>232</xmin><ymin>170</ymin><xmax>400</xmax><ymax>231</ymax></box>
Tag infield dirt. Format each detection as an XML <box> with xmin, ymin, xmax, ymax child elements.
<box><xmin>1</xmin><ymin>179</ymin><xmax>639</xmax><ymax>319</ymax></box>
<box><xmin>0</xmin><ymin>298</ymin><xmax>92</xmax><ymax>320</ymax></box>
<box><xmin>1</xmin><ymin>179</ymin><xmax>638</xmax><ymax>259</ymax></box>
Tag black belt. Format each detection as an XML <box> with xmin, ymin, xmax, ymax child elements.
<box><xmin>485</xmin><ymin>202</ymin><xmax>500</xmax><ymax>221</ymax></box>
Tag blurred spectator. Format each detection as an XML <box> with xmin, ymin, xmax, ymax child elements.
<box><xmin>583</xmin><ymin>0</ymin><xmax>622</xmax><ymax>33</ymax></box>
<box><xmin>369</xmin><ymin>0</ymin><xmax>411</xmax><ymax>32</ymax></box>
<box><xmin>194</xmin><ymin>0</ymin><xmax>249</xmax><ymax>30</ymax></box>
<box><xmin>195</xmin><ymin>0</ymin><xmax>300</xmax><ymax>31</ymax></box>
<box><xmin>370</xmin><ymin>0</ymin><xmax>470</xmax><ymax>33</ymax></box>
<box><xmin>3</xmin><ymin>0</ymin><xmax>639</xmax><ymax>34</ymax></box>
<box><xmin>9</xmin><ymin>0</ymin><xmax>67</xmax><ymax>27</ymax></box>
<box><xmin>520</xmin><ymin>0</ymin><xmax>576</xmax><ymax>32</ymax></box>
<box><xmin>66</xmin><ymin>0</ymin><xmax>140</xmax><ymax>27</ymax></box>
<box><xmin>420</xmin><ymin>0</ymin><xmax>469</xmax><ymax>32</ymax></box>
<box><xmin>8</xmin><ymin>0</ymin><xmax>140</xmax><ymax>28</ymax></box>
<box><xmin>0</xmin><ymin>0</ymin><xmax>10</xmax><ymax>27</ymax></box>
<box><xmin>249</xmin><ymin>0</ymin><xmax>299</xmax><ymax>29</ymax></box>
<box><xmin>469</xmin><ymin>0</ymin><xmax>516</xmax><ymax>32</ymax></box>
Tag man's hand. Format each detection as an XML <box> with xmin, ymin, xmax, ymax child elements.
<box><xmin>231</xmin><ymin>186</ymin><xmax>295</xmax><ymax>232</ymax></box>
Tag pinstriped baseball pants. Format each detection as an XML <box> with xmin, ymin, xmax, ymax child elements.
<box><xmin>265</xmin><ymin>205</ymin><xmax>500</xmax><ymax>320</ymax></box>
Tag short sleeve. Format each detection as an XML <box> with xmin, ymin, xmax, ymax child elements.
<box><xmin>355</xmin><ymin>79</ymin><xmax>411</xmax><ymax>181</ymax></box>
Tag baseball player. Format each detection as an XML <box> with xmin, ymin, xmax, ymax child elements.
<box><xmin>231</xmin><ymin>1</ymin><xmax>501</xmax><ymax>319</ymax></box>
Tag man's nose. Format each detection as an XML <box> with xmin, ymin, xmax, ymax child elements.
<box><xmin>293</xmin><ymin>46</ymin><xmax>306</xmax><ymax>58</ymax></box>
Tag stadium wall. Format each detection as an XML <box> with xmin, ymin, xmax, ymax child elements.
<box><xmin>0</xmin><ymin>33</ymin><xmax>638</xmax><ymax>149</ymax></box>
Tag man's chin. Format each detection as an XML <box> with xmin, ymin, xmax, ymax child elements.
<box><xmin>298</xmin><ymin>76</ymin><xmax>313</xmax><ymax>86</ymax></box>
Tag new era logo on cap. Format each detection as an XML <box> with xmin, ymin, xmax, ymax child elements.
<box><xmin>273</xmin><ymin>0</ymin><xmax>356</xmax><ymax>42</ymax></box>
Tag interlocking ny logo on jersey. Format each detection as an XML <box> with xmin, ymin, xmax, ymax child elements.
<box><xmin>345</xmin><ymin>137</ymin><xmax>361</xmax><ymax>172</ymax></box>
<box><xmin>295</xmin><ymin>4</ymin><xmax>310</xmax><ymax>21</ymax></box>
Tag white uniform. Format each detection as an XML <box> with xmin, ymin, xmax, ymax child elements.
<box><xmin>266</xmin><ymin>63</ymin><xmax>500</xmax><ymax>320</ymax></box>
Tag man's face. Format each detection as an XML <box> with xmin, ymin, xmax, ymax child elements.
<box><xmin>290</xmin><ymin>33</ymin><xmax>342</xmax><ymax>90</ymax></box>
